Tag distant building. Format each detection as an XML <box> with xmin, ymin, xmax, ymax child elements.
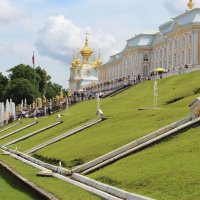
<box><xmin>98</xmin><ymin>2</ymin><xmax>200</xmax><ymax>83</ymax></box>
<box><xmin>69</xmin><ymin>34</ymin><xmax>102</xmax><ymax>93</ymax></box>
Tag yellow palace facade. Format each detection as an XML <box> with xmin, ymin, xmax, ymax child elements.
<box><xmin>98</xmin><ymin>1</ymin><xmax>200</xmax><ymax>83</ymax></box>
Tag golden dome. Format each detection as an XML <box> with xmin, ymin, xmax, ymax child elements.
<box><xmin>71</xmin><ymin>50</ymin><xmax>77</xmax><ymax>67</ymax></box>
<box><xmin>93</xmin><ymin>50</ymin><xmax>98</xmax><ymax>67</ymax></box>
<box><xmin>75</xmin><ymin>58</ymin><xmax>81</xmax><ymax>65</ymax></box>
<box><xmin>97</xmin><ymin>48</ymin><xmax>102</xmax><ymax>66</ymax></box>
<box><xmin>75</xmin><ymin>48</ymin><xmax>81</xmax><ymax>66</ymax></box>
<box><xmin>81</xmin><ymin>33</ymin><xmax>93</xmax><ymax>63</ymax></box>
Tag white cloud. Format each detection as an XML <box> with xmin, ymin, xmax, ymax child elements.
<box><xmin>35</xmin><ymin>15</ymin><xmax>117</xmax><ymax>64</ymax></box>
<box><xmin>0</xmin><ymin>0</ymin><xmax>24</xmax><ymax>24</ymax></box>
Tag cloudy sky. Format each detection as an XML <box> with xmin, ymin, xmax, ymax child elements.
<box><xmin>0</xmin><ymin>0</ymin><xmax>199</xmax><ymax>88</ymax></box>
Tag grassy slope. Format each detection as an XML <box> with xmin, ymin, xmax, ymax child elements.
<box><xmin>0</xmin><ymin>116</ymin><xmax>56</xmax><ymax>146</ymax></box>
<box><xmin>32</xmin><ymin>71</ymin><xmax>200</xmax><ymax>168</ymax></box>
<box><xmin>6</xmin><ymin>101</ymin><xmax>97</xmax><ymax>151</ymax></box>
<box><xmin>0</xmin><ymin>118</ymin><xmax>33</xmax><ymax>137</ymax></box>
<box><xmin>0</xmin><ymin>168</ymin><xmax>37</xmax><ymax>200</ymax></box>
<box><xmin>0</xmin><ymin>153</ymin><xmax>101</xmax><ymax>200</ymax></box>
<box><xmin>88</xmin><ymin>125</ymin><xmax>200</xmax><ymax>200</ymax></box>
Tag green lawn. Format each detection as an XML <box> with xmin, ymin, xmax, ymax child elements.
<box><xmin>0</xmin><ymin>166</ymin><xmax>38</xmax><ymax>200</ymax></box>
<box><xmin>31</xmin><ymin>71</ymin><xmax>200</xmax><ymax>168</ymax></box>
<box><xmin>0</xmin><ymin>118</ymin><xmax>33</xmax><ymax>137</ymax></box>
<box><xmin>88</xmin><ymin>125</ymin><xmax>200</xmax><ymax>200</ymax></box>
<box><xmin>0</xmin><ymin>152</ymin><xmax>101</xmax><ymax>200</ymax></box>
<box><xmin>6</xmin><ymin>102</ymin><xmax>97</xmax><ymax>152</ymax></box>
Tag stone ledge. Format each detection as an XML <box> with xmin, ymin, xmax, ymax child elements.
<box><xmin>71</xmin><ymin>173</ymin><xmax>154</xmax><ymax>200</ymax></box>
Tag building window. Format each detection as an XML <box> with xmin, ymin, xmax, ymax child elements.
<box><xmin>174</xmin><ymin>41</ymin><xmax>177</xmax><ymax>49</ymax></box>
<box><xmin>183</xmin><ymin>37</ymin><xmax>185</xmax><ymax>46</ymax></box>
<box><xmin>178</xmin><ymin>38</ymin><xmax>180</xmax><ymax>47</ymax></box>
<box><xmin>143</xmin><ymin>53</ymin><xmax>148</xmax><ymax>61</ymax></box>
<box><xmin>182</xmin><ymin>51</ymin><xmax>185</xmax><ymax>65</ymax></box>
<box><xmin>188</xmin><ymin>49</ymin><xmax>191</xmax><ymax>64</ymax></box>
<box><xmin>174</xmin><ymin>53</ymin><xmax>176</xmax><ymax>66</ymax></box>
<box><xmin>189</xmin><ymin>35</ymin><xmax>192</xmax><ymax>44</ymax></box>
<box><xmin>143</xmin><ymin>66</ymin><xmax>148</xmax><ymax>76</ymax></box>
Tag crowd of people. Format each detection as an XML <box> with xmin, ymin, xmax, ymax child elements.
<box><xmin>67</xmin><ymin>64</ymin><xmax>193</xmax><ymax>105</ymax></box>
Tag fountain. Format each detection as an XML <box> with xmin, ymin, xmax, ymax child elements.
<box><xmin>153</xmin><ymin>81</ymin><xmax>158</xmax><ymax>109</ymax></box>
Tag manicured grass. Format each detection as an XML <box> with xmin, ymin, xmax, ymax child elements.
<box><xmin>88</xmin><ymin>125</ymin><xmax>200</xmax><ymax>200</ymax></box>
<box><xmin>0</xmin><ymin>118</ymin><xmax>33</xmax><ymax>137</ymax></box>
<box><xmin>32</xmin><ymin>71</ymin><xmax>200</xmax><ymax>168</ymax></box>
<box><xmin>7</xmin><ymin>102</ymin><xmax>97</xmax><ymax>152</ymax></box>
<box><xmin>0</xmin><ymin>121</ymin><xmax>20</xmax><ymax>131</ymax></box>
<box><xmin>0</xmin><ymin>167</ymin><xmax>37</xmax><ymax>200</ymax></box>
<box><xmin>0</xmin><ymin>113</ymin><xmax>61</xmax><ymax>146</ymax></box>
<box><xmin>0</xmin><ymin>152</ymin><xmax>101</xmax><ymax>200</ymax></box>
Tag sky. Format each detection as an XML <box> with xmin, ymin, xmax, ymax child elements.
<box><xmin>0</xmin><ymin>0</ymin><xmax>199</xmax><ymax>88</ymax></box>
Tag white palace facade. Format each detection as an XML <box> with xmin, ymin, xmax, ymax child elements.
<box><xmin>98</xmin><ymin>5</ymin><xmax>200</xmax><ymax>83</ymax></box>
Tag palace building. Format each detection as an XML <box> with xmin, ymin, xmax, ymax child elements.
<box><xmin>69</xmin><ymin>33</ymin><xmax>102</xmax><ymax>93</ymax></box>
<box><xmin>98</xmin><ymin>0</ymin><xmax>200</xmax><ymax>83</ymax></box>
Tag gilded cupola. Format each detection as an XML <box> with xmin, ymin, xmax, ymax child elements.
<box><xmin>75</xmin><ymin>48</ymin><xmax>81</xmax><ymax>66</ymax></box>
<box><xmin>97</xmin><ymin>48</ymin><xmax>102</xmax><ymax>66</ymax></box>
<box><xmin>71</xmin><ymin>50</ymin><xmax>77</xmax><ymax>67</ymax></box>
<box><xmin>81</xmin><ymin>33</ymin><xmax>93</xmax><ymax>64</ymax></box>
<box><xmin>93</xmin><ymin>50</ymin><xmax>98</xmax><ymax>67</ymax></box>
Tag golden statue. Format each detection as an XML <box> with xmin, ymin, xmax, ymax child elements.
<box><xmin>43</xmin><ymin>95</ymin><xmax>47</xmax><ymax>104</ymax></box>
<box><xmin>195</xmin><ymin>107</ymin><xmax>200</xmax><ymax>118</ymax></box>
<box><xmin>60</xmin><ymin>89</ymin><xmax>64</xmax><ymax>100</ymax></box>
<box><xmin>187</xmin><ymin>0</ymin><xmax>194</xmax><ymax>10</ymax></box>
<box><xmin>37</xmin><ymin>97</ymin><xmax>42</xmax><ymax>108</ymax></box>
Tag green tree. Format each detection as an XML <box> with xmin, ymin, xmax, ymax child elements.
<box><xmin>46</xmin><ymin>81</ymin><xmax>62</xmax><ymax>99</ymax></box>
<box><xmin>5</xmin><ymin>78</ymin><xmax>35</xmax><ymax>104</ymax></box>
<box><xmin>35</xmin><ymin>66</ymin><xmax>51</xmax><ymax>96</ymax></box>
<box><xmin>0</xmin><ymin>73</ymin><xmax>8</xmax><ymax>102</ymax></box>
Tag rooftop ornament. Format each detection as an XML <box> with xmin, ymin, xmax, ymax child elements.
<box><xmin>187</xmin><ymin>0</ymin><xmax>194</xmax><ymax>10</ymax></box>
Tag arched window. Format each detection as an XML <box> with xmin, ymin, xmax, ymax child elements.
<box><xmin>189</xmin><ymin>35</ymin><xmax>192</xmax><ymax>44</ymax></box>
<box><xmin>174</xmin><ymin>41</ymin><xmax>177</xmax><ymax>49</ymax></box>
<box><xmin>188</xmin><ymin>49</ymin><xmax>191</xmax><ymax>63</ymax></box>
<box><xmin>143</xmin><ymin>66</ymin><xmax>148</xmax><ymax>76</ymax></box>
<box><xmin>174</xmin><ymin>53</ymin><xmax>176</xmax><ymax>66</ymax></box>
<box><xmin>182</xmin><ymin>51</ymin><xmax>185</xmax><ymax>65</ymax></box>
<box><xmin>178</xmin><ymin>53</ymin><xmax>180</xmax><ymax>65</ymax></box>
<box><xmin>183</xmin><ymin>37</ymin><xmax>185</xmax><ymax>47</ymax></box>
<box><xmin>143</xmin><ymin>53</ymin><xmax>149</xmax><ymax>61</ymax></box>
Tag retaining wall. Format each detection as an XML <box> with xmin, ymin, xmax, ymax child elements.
<box><xmin>71</xmin><ymin>173</ymin><xmax>154</xmax><ymax>200</ymax></box>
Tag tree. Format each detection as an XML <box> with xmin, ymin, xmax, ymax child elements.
<box><xmin>0</xmin><ymin>73</ymin><xmax>9</xmax><ymax>102</ymax></box>
<box><xmin>46</xmin><ymin>81</ymin><xmax>62</xmax><ymax>99</ymax></box>
<box><xmin>5</xmin><ymin>78</ymin><xmax>35</xmax><ymax>104</ymax></box>
<box><xmin>35</xmin><ymin>66</ymin><xmax>50</xmax><ymax>96</ymax></box>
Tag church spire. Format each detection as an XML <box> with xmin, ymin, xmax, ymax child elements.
<box><xmin>187</xmin><ymin>0</ymin><xmax>194</xmax><ymax>10</ymax></box>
